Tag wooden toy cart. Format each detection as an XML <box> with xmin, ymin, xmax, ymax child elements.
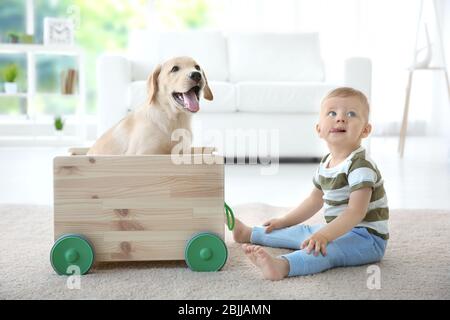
<box><xmin>50</xmin><ymin>147</ymin><xmax>233</xmax><ymax>275</ymax></box>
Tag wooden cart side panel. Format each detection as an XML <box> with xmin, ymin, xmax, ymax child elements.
<box><xmin>54</xmin><ymin>177</ymin><xmax>222</xmax><ymax>199</ymax></box>
<box><xmin>53</xmin><ymin>155</ymin><xmax>224</xmax><ymax>262</ymax></box>
<box><xmin>67</xmin><ymin>147</ymin><xmax>217</xmax><ymax>156</ymax></box>
<box><xmin>54</xmin><ymin>155</ymin><xmax>224</xmax><ymax>178</ymax></box>
<box><xmin>82</xmin><ymin>233</ymin><xmax>189</xmax><ymax>261</ymax></box>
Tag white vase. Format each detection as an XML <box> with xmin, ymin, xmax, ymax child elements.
<box><xmin>4</xmin><ymin>82</ymin><xmax>18</xmax><ymax>94</ymax></box>
<box><xmin>55</xmin><ymin>129</ymin><xmax>64</xmax><ymax>139</ymax></box>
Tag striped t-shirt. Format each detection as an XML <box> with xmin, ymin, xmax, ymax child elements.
<box><xmin>313</xmin><ymin>146</ymin><xmax>389</xmax><ymax>240</ymax></box>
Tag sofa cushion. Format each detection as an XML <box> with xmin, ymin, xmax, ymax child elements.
<box><xmin>128</xmin><ymin>31</ymin><xmax>325</xmax><ymax>82</ymax></box>
<box><xmin>192</xmin><ymin>112</ymin><xmax>328</xmax><ymax>157</ymax></box>
<box><xmin>201</xmin><ymin>81</ymin><xmax>237</xmax><ymax>113</ymax></box>
<box><xmin>228</xmin><ymin>33</ymin><xmax>325</xmax><ymax>82</ymax></box>
<box><xmin>128</xmin><ymin>31</ymin><xmax>228</xmax><ymax>81</ymax></box>
<box><xmin>128</xmin><ymin>80</ymin><xmax>237</xmax><ymax>113</ymax></box>
<box><xmin>237</xmin><ymin>82</ymin><xmax>337</xmax><ymax>113</ymax></box>
<box><xmin>128</xmin><ymin>81</ymin><xmax>147</xmax><ymax>110</ymax></box>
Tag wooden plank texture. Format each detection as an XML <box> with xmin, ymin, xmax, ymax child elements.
<box><xmin>53</xmin><ymin>152</ymin><xmax>224</xmax><ymax>262</ymax></box>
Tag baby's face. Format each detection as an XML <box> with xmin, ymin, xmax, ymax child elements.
<box><xmin>316</xmin><ymin>96</ymin><xmax>371</xmax><ymax>148</ymax></box>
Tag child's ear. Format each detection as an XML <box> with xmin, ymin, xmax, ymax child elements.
<box><xmin>315</xmin><ymin>124</ymin><xmax>321</xmax><ymax>135</ymax></box>
<box><xmin>361</xmin><ymin>123</ymin><xmax>372</xmax><ymax>138</ymax></box>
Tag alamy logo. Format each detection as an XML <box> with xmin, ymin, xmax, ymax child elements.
<box><xmin>366</xmin><ymin>265</ymin><xmax>381</xmax><ymax>290</ymax></box>
<box><xmin>170</xmin><ymin>127</ymin><xmax>280</xmax><ymax>175</ymax></box>
<box><xmin>66</xmin><ymin>265</ymin><xmax>81</xmax><ymax>290</ymax></box>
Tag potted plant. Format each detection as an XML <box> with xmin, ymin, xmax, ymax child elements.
<box><xmin>3</xmin><ymin>64</ymin><xmax>19</xmax><ymax>94</ymax></box>
<box><xmin>54</xmin><ymin>116</ymin><xmax>65</xmax><ymax>132</ymax></box>
<box><xmin>7</xmin><ymin>32</ymin><xmax>19</xmax><ymax>43</ymax></box>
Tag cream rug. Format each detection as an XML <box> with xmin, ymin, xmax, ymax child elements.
<box><xmin>0</xmin><ymin>203</ymin><xmax>449</xmax><ymax>300</ymax></box>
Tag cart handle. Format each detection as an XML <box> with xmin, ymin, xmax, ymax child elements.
<box><xmin>224</xmin><ymin>202</ymin><xmax>235</xmax><ymax>231</ymax></box>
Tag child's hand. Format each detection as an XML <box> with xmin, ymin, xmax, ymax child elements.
<box><xmin>301</xmin><ymin>232</ymin><xmax>329</xmax><ymax>256</ymax></box>
<box><xmin>263</xmin><ymin>218</ymin><xmax>285</xmax><ymax>233</ymax></box>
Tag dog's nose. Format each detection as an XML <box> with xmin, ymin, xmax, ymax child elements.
<box><xmin>189</xmin><ymin>71</ymin><xmax>202</xmax><ymax>83</ymax></box>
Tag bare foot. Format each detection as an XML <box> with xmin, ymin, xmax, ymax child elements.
<box><xmin>242</xmin><ymin>244</ymin><xmax>289</xmax><ymax>281</ymax></box>
<box><xmin>232</xmin><ymin>218</ymin><xmax>252</xmax><ymax>243</ymax></box>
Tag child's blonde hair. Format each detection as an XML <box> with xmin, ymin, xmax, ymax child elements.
<box><xmin>322</xmin><ymin>87</ymin><xmax>370</xmax><ymax>115</ymax></box>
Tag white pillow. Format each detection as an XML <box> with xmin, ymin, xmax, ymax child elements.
<box><xmin>228</xmin><ymin>32</ymin><xmax>325</xmax><ymax>82</ymax></box>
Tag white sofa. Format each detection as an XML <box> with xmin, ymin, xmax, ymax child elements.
<box><xmin>96</xmin><ymin>31</ymin><xmax>371</xmax><ymax>159</ymax></box>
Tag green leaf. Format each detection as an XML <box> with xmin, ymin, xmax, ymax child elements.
<box><xmin>3</xmin><ymin>64</ymin><xmax>18</xmax><ymax>82</ymax></box>
<box><xmin>54</xmin><ymin>116</ymin><xmax>65</xmax><ymax>130</ymax></box>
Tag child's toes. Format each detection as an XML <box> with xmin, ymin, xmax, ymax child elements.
<box><xmin>255</xmin><ymin>247</ymin><xmax>269</xmax><ymax>259</ymax></box>
<box><xmin>242</xmin><ymin>244</ymin><xmax>253</xmax><ymax>254</ymax></box>
<box><xmin>255</xmin><ymin>246</ymin><xmax>264</xmax><ymax>254</ymax></box>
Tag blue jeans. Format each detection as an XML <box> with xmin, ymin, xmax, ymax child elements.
<box><xmin>251</xmin><ymin>224</ymin><xmax>387</xmax><ymax>276</ymax></box>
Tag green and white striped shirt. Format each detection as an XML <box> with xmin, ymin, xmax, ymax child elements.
<box><xmin>313</xmin><ymin>146</ymin><xmax>389</xmax><ymax>240</ymax></box>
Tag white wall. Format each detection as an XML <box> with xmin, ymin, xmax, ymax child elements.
<box><xmin>211</xmin><ymin>0</ymin><xmax>448</xmax><ymax>136</ymax></box>
<box><xmin>148</xmin><ymin>0</ymin><xmax>449</xmax><ymax>136</ymax></box>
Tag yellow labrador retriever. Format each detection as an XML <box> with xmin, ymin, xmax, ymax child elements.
<box><xmin>87</xmin><ymin>56</ymin><xmax>213</xmax><ymax>155</ymax></box>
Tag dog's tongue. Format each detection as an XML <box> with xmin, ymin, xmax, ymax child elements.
<box><xmin>182</xmin><ymin>90</ymin><xmax>199</xmax><ymax>112</ymax></box>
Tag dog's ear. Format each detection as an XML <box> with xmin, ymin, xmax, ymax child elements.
<box><xmin>148</xmin><ymin>64</ymin><xmax>162</xmax><ymax>105</ymax></box>
<box><xmin>201</xmin><ymin>70</ymin><xmax>213</xmax><ymax>101</ymax></box>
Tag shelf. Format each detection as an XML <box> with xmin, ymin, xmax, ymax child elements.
<box><xmin>407</xmin><ymin>67</ymin><xmax>447</xmax><ymax>72</ymax></box>
<box><xmin>0</xmin><ymin>43</ymin><xmax>86</xmax><ymax>133</ymax></box>
<box><xmin>36</xmin><ymin>92</ymin><xmax>80</xmax><ymax>97</ymax></box>
<box><xmin>0</xmin><ymin>93</ymin><xmax>27</xmax><ymax>98</ymax></box>
<box><xmin>0</xmin><ymin>135</ymin><xmax>86</xmax><ymax>147</ymax></box>
<box><xmin>0</xmin><ymin>92</ymin><xmax>80</xmax><ymax>98</ymax></box>
<box><xmin>0</xmin><ymin>43</ymin><xmax>82</xmax><ymax>55</ymax></box>
<box><xmin>0</xmin><ymin>114</ymin><xmax>97</xmax><ymax>125</ymax></box>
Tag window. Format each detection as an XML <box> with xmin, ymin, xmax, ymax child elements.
<box><xmin>0</xmin><ymin>54</ymin><xmax>27</xmax><ymax>116</ymax></box>
<box><xmin>0</xmin><ymin>1</ymin><xmax>27</xmax><ymax>117</ymax></box>
<box><xmin>0</xmin><ymin>0</ymin><xmax>149</xmax><ymax>121</ymax></box>
<box><xmin>0</xmin><ymin>0</ymin><xmax>26</xmax><ymax>41</ymax></box>
<box><xmin>153</xmin><ymin>0</ymin><xmax>218</xmax><ymax>29</ymax></box>
<box><xmin>1</xmin><ymin>0</ymin><xmax>219</xmax><ymax>121</ymax></box>
<box><xmin>35</xmin><ymin>54</ymin><xmax>78</xmax><ymax>115</ymax></box>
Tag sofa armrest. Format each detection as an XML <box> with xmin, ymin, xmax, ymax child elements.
<box><xmin>344</xmin><ymin>57</ymin><xmax>372</xmax><ymax>101</ymax></box>
<box><xmin>96</xmin><ymin>54</ymin><xmax>132</xmax><ymax>137</ymax></box>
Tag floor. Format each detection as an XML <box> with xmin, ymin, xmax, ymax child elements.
<box><xmin>0</xmin><ymin>137</ymin><xmax>449</xmax><ymax>209</ymax></box>
<box><xmin>3</xmin><ymin>203</ymin><xmax>449</xmax><ymax>299</ymax></box>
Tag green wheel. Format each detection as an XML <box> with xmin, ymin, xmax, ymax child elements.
<box><xmin>185</xmin><ymin>232</ymin><xmax>227</xmax><ymax>272</ymax></box>
<box><xmin>50</xmin><ymin>234</ymin><xmax>94</xmax><ymax>275</ymax></box>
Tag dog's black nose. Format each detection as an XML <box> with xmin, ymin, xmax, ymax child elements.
<box><xmin>189</xmin><ymin>71</ymin><xmax>202</xmax><ymax>83</ymax></box>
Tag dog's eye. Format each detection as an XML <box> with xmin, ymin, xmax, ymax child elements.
<box><xmin>171</xmin><ymin>66</ymin><xmax>179</xmax><ymax>73</ymax></box>
<box><xmin>195</xmin><ymin>65</ymin><xmax>200</xmax><ymax>71</ymax></box>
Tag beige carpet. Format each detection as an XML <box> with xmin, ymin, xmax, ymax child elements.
<box><xmin>0</xmin><ymin>203</ymin><xmax>449</xmax><ymax>300</ymax></box>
